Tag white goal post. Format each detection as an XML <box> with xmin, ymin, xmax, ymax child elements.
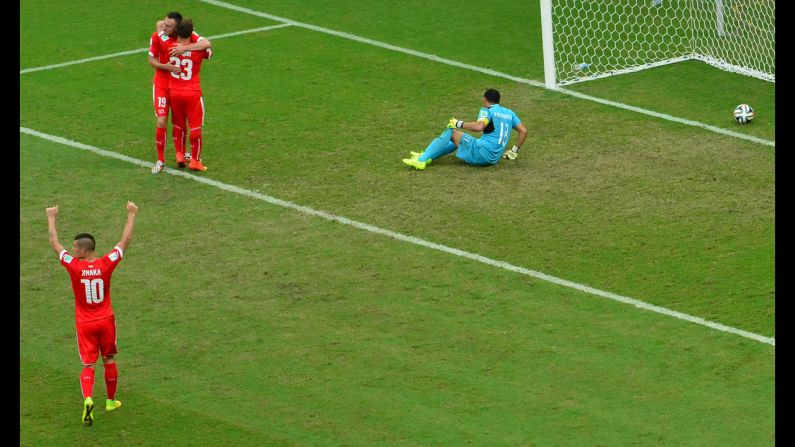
<box><xmin>540</xmin><ymin>0</ymin><xmax>775</xmax><ymax>88</ymax></box>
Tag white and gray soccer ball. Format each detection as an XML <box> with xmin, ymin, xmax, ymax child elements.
<box><xmin>734</xmin><ymin>104</ymin><xmax>754</xmax><ymax>124</ymax></box>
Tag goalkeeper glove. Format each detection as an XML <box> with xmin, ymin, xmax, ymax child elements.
<box><xmin>447</xmin><ymin>118</ymin><xmax>464</xmax><ymax>129</ymax></box>
<box><xmin>502</xmin><ymin>145</ymin><xmax>520</xmax><ymax>160</ymax></box>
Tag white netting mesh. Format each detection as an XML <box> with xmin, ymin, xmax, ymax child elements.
<box><xmin>550</xmin><ymin>0</ymin><xmax>775</xmax><ymax>86</ymax></box>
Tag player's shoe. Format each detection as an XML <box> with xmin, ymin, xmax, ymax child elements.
<box><xmin>106</xmin><ymin>399</ymin><xmax>122</xmax><ymax>412</ymax></box>
<box><xmin>82</xmin><ymin>397</ymin><xmax>94</xmax><ymax>426</ymax></box>
<box><xmin>151</xmin><ymin>160</ymin><xmax>165</xmax><ymax>174</ymax></box>
<box><xmin>409</xmin><ymin>151</ymin><xmax>422</xmax><ymax>159</ymax></box>
<box><xmin>188</xmin><ymin>159</ymin><xmax>208</xmax><ymax>171</ymax></box>
<box><xmin>402</xmin><ymin>157</ymin><xmax>430</xmax><ymax>170</ymax></box>
<box><xmin>176</xmin><ymin>152</ymin><xmax>186</xmax><ymax>168</ymax></box>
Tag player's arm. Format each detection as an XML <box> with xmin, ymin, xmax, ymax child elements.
<box><xmin>447</xmin><ymin>117</ymin><xmax>489</xmax><ymax>132</ymax></box>
<box><xmin>115</xmin><ymin>202</ymin><xmax>139</xmax><ymax>253</ymax></box>
<box><xmin>156</xmin><ymin>20</ymin><xmax>164</xmax><ymax>33</ymax></box>
<box><xmin>148</xmin><ymin>54</ymin><xmax>180</xmax><ymax>73</ymax></box>
<box><xmin>170</xmin><ymin>36</ymin><xmax>213</xmax><ymax>56</ymax></box>
<box><xmin>503</xmin><ymin>122</ymin><xmax>528</xmax><ymax>160</ymax></box>
<box><xmin>45</xmin><ymin>206</ymin><xmax>65</xmax><ymax>255</ymax></box>
<box><xmin>513</xmin><ymin>122</ymin><xmax>528</xmax><ymax>148</ymax></box>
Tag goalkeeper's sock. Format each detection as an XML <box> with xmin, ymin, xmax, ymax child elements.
<box><xmin>155</xmin><ymin>127</ymin><xmax>166</xmax><ymax>162</ymax></box>
<box><xmin>418</xmin><ymin>129</ymin><xmax>456</xmax><ymax>162</ymax></box>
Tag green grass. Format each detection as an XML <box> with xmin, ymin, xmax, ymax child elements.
<box><xmin>21</xmin><ymin>1</ymin><xmax>774</xmax><ymax>445</ymax></box>
<box><xmin>20</xmin><ymin>136</ymin><xmax>774</xmax><ymax>445</ymax></box>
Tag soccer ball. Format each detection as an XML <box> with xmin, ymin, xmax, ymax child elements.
<box><xmin>734</xmin><ymin>104</ymin><xmax>754</xmax><ymax>124</ymax></box>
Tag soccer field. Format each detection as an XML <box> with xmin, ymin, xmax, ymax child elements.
<box><xmin>20</xmin><ymin>0</ymin><xmax>774</xmax><ymax>445</ymax></box>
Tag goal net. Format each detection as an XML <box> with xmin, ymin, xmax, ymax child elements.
<box><xmin>541</xmin><ymin>0</ymin><xmax>775</xmax><ymax>88</ymax></box>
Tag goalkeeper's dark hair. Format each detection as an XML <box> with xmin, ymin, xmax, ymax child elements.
<box><xmin>484</xmin><ymin>89</ymin><xmax>500</xmax><ymax>104</ymax></box>
<box><xmin>176</xmin><ymin>19</ymin><xmax>194</xmax><ymax>38</ymax></box>
<box><xmin>74</xmin><ymin>233</ymin><xmax>96</xmax><ymax>252</ymax></box>
<box><xmin>166</xmin><ymin>11</ymin><xmax>183</xmax><ymax>22</ymax></box>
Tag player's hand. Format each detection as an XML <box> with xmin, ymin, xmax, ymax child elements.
<box><xmin>166</xmin><ymin>62</ymin><xmax>181</xmax><ymax>74</ymax></box>
<box><xmin>447</xmin><ymin>118</ymin><xmax>464</xmax><ymax>129</ymax></box>
<box><xmin>502</xmin><ymin>145</ymin><xmax>520</xmax><ymax>160</ymax></box>
<box><xmin>127</xmin><ymin>201</ymin><xmax>139</xmax><ymax>214</ymax></box>
<box><xmin>45</xmin><ymin>206</ymin><xmax>59</xmax><ymax>218</ymax></box>
<box><xmin>170</xmin><ymin>44</ymin><xmax>188</xmax><ymax>57</ymax></box>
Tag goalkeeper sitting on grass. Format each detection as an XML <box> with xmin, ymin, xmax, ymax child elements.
<box><xmin>402</xmin><ymin>88</ymin><xmax>528</xmax><ymax>170</ymax></box>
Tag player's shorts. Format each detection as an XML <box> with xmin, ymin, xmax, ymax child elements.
<box><xmin>170</xmin><ymin>91</ymin><xmax>205</xmax><ymax>129</ymax></box>
<box><xmin>75</xmin><ymin>315</ymin><xmax>117</xmax><ymax>365</ymax></box>
<box><xmin>153</xmin><ymin>84</ymin><xmax>170</xmax><ymax>117</ymax></box>
<box><xmin>455</xmin><ymin>133</ymin><xmax>500</xmax><ymax>166</ymax></box>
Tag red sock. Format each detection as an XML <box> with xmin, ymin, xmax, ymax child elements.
<box><xmin>190</xmin><ymin>128</ymin><xmax>202</xmax><ymax>161</ymax></box>
<box><xmin>173</xmin><ymin>126</ymin><xmax>185</xmax><ymax>156</ymax></box>
<box><xmin>155</xmin><ymin>127</ymin><xmax>166</xmax><ymax>162</ymax></box>
<box><xmin>80</xmin><ymin>367</ymin><xmax>95</xmax><ymax>399</ymax></box>
<box><xmin>104</xmin><ymin>362</ymin><xmax>118</xmax><ymax>400</ymax></box>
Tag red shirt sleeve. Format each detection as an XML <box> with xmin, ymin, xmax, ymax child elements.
<box><xmin>58</xmin><ymin>249</ymin><xmax>77</xmax><ymax>272</ymax></box>
<box><xmin>101</xmin><ymin>246</ymin><xmax>124</xmax><ymax>274</ymax></box>
<box><xmin>148</xmin><ymin>31</ymin><xmax>161</xmax><ymax>58</ymax></box>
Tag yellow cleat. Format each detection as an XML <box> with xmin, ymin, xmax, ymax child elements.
<box><xmin>409</xmin><ymin>151</ymin><xmax>422</xmax><ymax>159</ymax></box>
<box><xmin>402</xmin><ymin>157</ymin><xmax>430</xmax><ymax>170</ymax></box>
<box><xmin>82</xmin><ymin>397</ymin><xmax>94</xmax><ymax>426</ymax></box>
<box><xmin>106</xmin><ymin>399</ymin><xmax>122</xmax><ymax>412</ymax></box>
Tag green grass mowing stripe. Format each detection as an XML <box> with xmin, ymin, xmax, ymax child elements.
<box><xmin>20</xmin><ymin>24</ymin><xmax>293</xmax><ymax>75</ymax></box>
<box><xmin>20</xmin><ymin>126</ymin><xmax>774</xmax><ymax>346</ymax></box>
<box><xmin>20</xmin><ymin>358</ymin><xmax>293</xmax><ymax>446</ymax></box>
<box><xmin>20</xmin><ymin>135</ymin><xmax>774</xmax><ymax>445</ymax></box>
<box><xmin>19</xmin><ymin>0</ymin><xmax>278</xmax><ymax>69</ymax></box>
<box><xmin>195</xmin><ymin>0</ymin><xmax>774</xmax><ymax>147</ymax></box>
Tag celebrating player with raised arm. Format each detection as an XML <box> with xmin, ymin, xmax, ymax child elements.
<box><xmin>148</xmin><ymin>12</ymin><xmax>212</xmax><ymax>173</ymax></box>
<box><xmin>46</xmin><ymin>202</ymin><xmax>138</xmax><ymax>426</ymax></box>
<box><xmin>402</xmin><ymin>89</ymin><xmax>528</xmax><ymax>170</ymax></box>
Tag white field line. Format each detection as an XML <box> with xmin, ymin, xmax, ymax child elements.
<box><xmin>196</xmin><ymin>0</ymin><xmax>775</xmax><ymax>148</ymax></box>
<box><xmin>19</xmin><ymin>23</ymin><xmax>292</xmax><ymax>75</ymax></box>
<box><xmin>20</xmin><ymin>126</ymin><xmax>775</xmax><ymax>347</ymax></box>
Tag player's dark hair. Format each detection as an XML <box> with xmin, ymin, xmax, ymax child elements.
<box><xmin>74</xmin><ymin>233</ymin><xmax>96</xmax><ymax>252</ymax></box>
<box><xmin>484</xmin><ymin>89</ymin><xmax>500</xmax><ymax>104</ymax></box>
<box><xmin>166</xmin><ymin>11</ymin><xmax>183</xmax><ymax>22</ymax></box>
<box><xmin>176</xmin><ymin>19</ymin><xmax>194</xmax><ymax>38</ymax></box>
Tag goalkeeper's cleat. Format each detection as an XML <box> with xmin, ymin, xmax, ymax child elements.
<box><xmin>151</xmin><ymin>160</ymin><xmax>165</xmax><ymax>174</ymax></box>
<box><xmin>82</xmin><ymin>397</ymin><xmax>94</xmax><ymax>426</ymax></box>
<box><xmin>409</xmin><ymin>151</ymin><xmax>422</xmax><ymax>159</ymax></box>
<box><xmin>402</xmin><ymin>157</ymin><xmax>430</xmax><ymax>170</ymax></box>
<box><xmin>189</xmin><ymin>159</ymin><xmax>208</xmax><ymax>171</ymax></box>
<box><xmin>106</xmin><ymin>399</ymin><xmax>122</xmax><ymax>412</ymax></box>
<box><xmin>176</xmin><ymin>151</ymin><xmax>186</xmax><ymax>168</ymax></box>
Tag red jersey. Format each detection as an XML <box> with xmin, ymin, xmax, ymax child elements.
<box><xmin>148</xmin><ymin>30</ymin><xmax>202</xmax><ymax>89</ymax></box>
<box><xmin>168</xmin><ymin>45</ymin><xmax>211</xmax><ymax>93</ymax></box>
<box><xmin>59</xmin><ymin>247</ymin><xmax>123</xmax><ymax>323</ymax></box>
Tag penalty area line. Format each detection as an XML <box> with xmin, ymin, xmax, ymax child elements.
<box><xmin>20</xmin><ymin>126</ymin><xmax>775</xmax><ymax>347</ymax></box>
